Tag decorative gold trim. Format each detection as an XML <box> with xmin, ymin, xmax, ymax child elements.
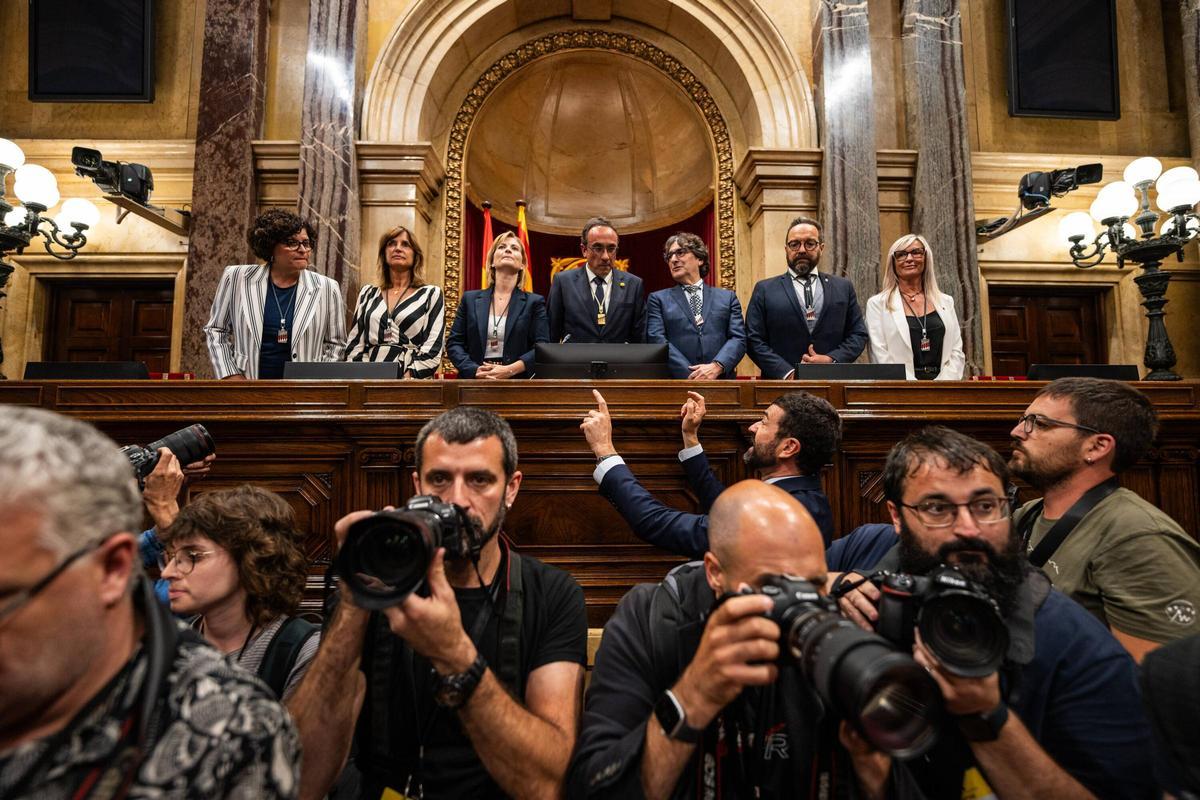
<box><xmin>442</xmin><ymin>29</ymin><xmax>737</xmax><ymax>331</ymax></box>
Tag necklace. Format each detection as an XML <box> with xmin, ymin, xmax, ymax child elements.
<box><xmin>489</xmin><ymin>291</ymin><xmax>514</xmax><ymax>346</ymax></box>
<box><xmin>901</xmin><ymin>291</ymin><xmax>932</xmax><ymax>354</ymax></box>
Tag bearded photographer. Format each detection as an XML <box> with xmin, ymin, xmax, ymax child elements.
<box><xmin>288</xmin><ymin>407</ymin><xmax>588</xmax><ymax>800</ymax></box>
<box><xmin>830</xmin><ymin>427</ymin><xmax>1154</xmax><ymax>799</ymax></box>
<box><xmin>569</xmin><ymin>480</ymin><xmax>934</xmax><ymax>800</ymax></box>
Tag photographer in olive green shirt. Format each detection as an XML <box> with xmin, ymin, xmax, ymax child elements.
<box><xmin>1009</xmin><ymin>377</ymin><xmax>1200</xmax><ymax>663</ymax></box>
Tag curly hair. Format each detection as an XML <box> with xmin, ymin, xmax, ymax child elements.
<box><xmin>663</xmin><ymin>232</ymin><xmax>709</xmax><ymax>278</ymax></box>
<box><xmin>162</xmin><ymin>485</ymin><xmax>308</xmax><ymax>626</ymax></box>
<box><xmin>247</xmin><ymin>208</ymin><xmax>317</xmax><ymax>262</ymax></box>
<box><xmin>772</xmin><ymin>391</ymin><xmax>842</xmax><ymax>475</ymax></box>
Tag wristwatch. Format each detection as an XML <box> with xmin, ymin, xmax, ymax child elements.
<box><xmin>956</xmin><ymin>701</ymin><xmax>1009</xmax><ymax>742</ymax></box>
<box><xmin>433</xmin><ymin>653</ymin><xmax>487</xmax><ymax>710</ymax></box>
<box><xmin>654</xmin><ymin>689</ymin><xmax>703</xmax><ymax>743</ymax></box>
<box><xmin>596</xmin><ymin>452</ymin><xmax>620</xmax><ymax>465</ymax></box>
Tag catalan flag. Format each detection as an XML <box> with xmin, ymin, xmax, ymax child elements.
<box><xmin>516</xmin><ymin>199</ymin><xmax>533</xmax><ymax>292</ymax></box>
<box><xmin>481</xmin><ymin>200</ymin><xmax>494</xmax><ymax>289</ymax></box>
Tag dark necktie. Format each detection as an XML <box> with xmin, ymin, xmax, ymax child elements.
<box><xmin>593</xmin><ymin>275</ymin><xmax>605</xmax><ymax>312</ymax></box>
<box><xmin>686</xmin><ymin>285</ymin><xmax>703</xmax><ymax>321</ymax></box>
<box><xmin>796</xmin><ymin>274</ymin><xmax>816</xmax><ymax>332</ymax></box>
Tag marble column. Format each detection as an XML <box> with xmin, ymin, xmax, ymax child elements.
<box><xmin>1181</xmin><ymin>1</ymin><xmax>1200</xmax><ymax>167</ymax></box>
<box><xmin>182</xmin><ymin>0</ymin><xmax>271</xmax><ymax>377</ymax></box>
<box><xmin>902</xmin><ymin>0</ymin><xmax>983</xmax><ymax>374</ymax></box>
<box><xmin>814</xmin><ymin>0</ymin><xmax>881</xmax><ymax>309</ymax></box>
<box><xmin>297</xmin><ymin>0</ymin><xmax>366</xmax><ymax>301</ymax></box>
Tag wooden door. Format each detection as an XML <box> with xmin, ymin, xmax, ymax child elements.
<box><xmin>988</xmin><ymin>287</ymin><xmax>1106</xmax><ymax>376</ymax></box>
<box><xmin>45</xmin><ymin>280</ymin><xmax>174</xmax><ymax>373</ymax></box>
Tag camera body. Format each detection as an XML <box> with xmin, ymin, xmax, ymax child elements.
<box><xmin>750</xmin><ymin>575</ymin><xmax>943</xmax><ymax>758</ymax></box>
<box><xmin>334</xmin><ymin>495</ymin><xmax>481</xmax><ymax>609</ymax></box>
<box><xmin>872</xmin><ymin>566</ymin><xmax>1009</xmax><ymax>678</ymax></box>
<box><xmin>71</xmin><ymin>146</ymin><xmax>154</xmax><ymax>205</ymax></box>
<box><xmin>1018</xmin><ymin>163</ymin><xmax>1103</xmax><ymax>210</ymax></box>
<box><xmin>121</xmin><ymin>424</ymin><xmax>215</xmax><ymax>485</ymax></box>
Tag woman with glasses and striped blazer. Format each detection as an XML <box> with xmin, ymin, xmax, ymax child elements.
<box><xmin>204</xmin><ymin>209</ymin><xmax>347</xmax><ymax>379</ymax></box>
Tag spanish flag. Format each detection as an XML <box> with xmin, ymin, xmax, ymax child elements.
<box><xmin>481</xmin><ymin>200</ymin><xmax>494</xmax><ymax>289</ymax></box>
<box><xmin>516</xmin><ymin>199</ymin><xmax>533</xmax><ymax>292</ymax></box>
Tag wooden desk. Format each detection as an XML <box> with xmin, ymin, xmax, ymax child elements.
<box><xmin>4</xmin><ymin>379</ymin><xmax>1197</xmax><ymax>624</ymax></box>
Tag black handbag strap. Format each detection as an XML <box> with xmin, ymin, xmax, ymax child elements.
<box><xmin>1019</xmin><ymin>476</ymin><xmax>1121</xmax><ymax>567</ymax></box>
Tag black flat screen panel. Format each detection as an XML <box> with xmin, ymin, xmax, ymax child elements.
<box><xmin>1007</xmin><ymin>0</ymin><xmax>1118</xmax><ymax>120</ymax></box>
<box><xmin>29</xmin><ymin>0</ymin><xmax>154</xmax><ymax>102</ymax></box>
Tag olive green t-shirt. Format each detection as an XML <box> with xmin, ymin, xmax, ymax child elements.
<box><xmin>1015</xmin><ymin>488</ymin><xmax>1200</xmax><ymax>643</ymax></box>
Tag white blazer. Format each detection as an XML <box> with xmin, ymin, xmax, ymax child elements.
<box><xmin>204</xmin><ymin>264</ymin><xmax>348</xmax><ymax>379</ymax></box>
<box><xmin>865</xmin><ymin>289</ymin><xmax>965</xmax><ymax>380</ymax></box>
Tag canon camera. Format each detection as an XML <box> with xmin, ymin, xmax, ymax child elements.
<box><xmin>121</xmin><ymin>424</ymin><xmax>215</xmax><ymax>485</ymax></box>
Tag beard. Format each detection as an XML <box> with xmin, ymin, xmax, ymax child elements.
<box><xmin>896</xmin><ymin>518</ymin><xmax>1028</xmax><ymax>619</ymax></box>
<box><xmin>788</xmin><ymin>250</ymin><xmax>819</xmax><ymax>276</ymax></box>
<box><xmin>743</xmin><ymin>440</ymin><xmax>778</xmax><ymax>472</ymax></box>
<box><xmin>1008</xmin><ymin>441</ymin><xmax>1079</xmax><ymax>490</ymax></box>
<box><xmin>450</xmin><ymin>501</ymin><xmax>506</xmax><ymax>563</ymax></box>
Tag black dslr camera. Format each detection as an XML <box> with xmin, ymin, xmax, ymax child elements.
<box><xmin>871</xmin><ymin>566</ymin><xmax>1009</xmax><ymax>678</ymax></box>
<box><xmin>753</xmin><ymin>575</ymin><xmax>943</xmax><ymax>758</ymax></box>
<box><xmin>71</xmin><ymin>146</ymin><xmax>154</xmax><ymax>206</ymax></box>
<box><xmin>334</xmin><ymin>495</ymin><xmax>482</xmax><ymax>610</ymax></box>
<box><xmin>121</xmin><ymin>424</ymin><xmax>215</xmax><ymax>486</ymax></box>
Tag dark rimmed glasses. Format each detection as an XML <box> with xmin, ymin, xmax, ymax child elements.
<box><xmin>157</xmin><ymin>548</ymin><xmax>216</xmax><ymax>576</ymax></box>
<box><xmin>0</xmin><ymin>539</ymin><xmax>103</xmax><ymax>627</ymax></box>
<box><xmin>899</xmin><ymin>496</ymin><xmax>1011</xmax><ymax>527</ymax></box>
<box><xmin>282</xmin><ymin>238</ymin><xmax>314</xmax><ymax>252</ymax></box>
<box><xmin>1016</xmin><ymin>413</ymin><xmax>1101</xmax><ymax>436</ymax></box>
<box><xmin>785</xmin><ymin>239</ymin><xmax>822</xmax><ymax>252</ymax></box>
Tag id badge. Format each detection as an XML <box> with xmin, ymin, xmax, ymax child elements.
<box><xmin>920</xmin><ymin>336</ymin><xmax>931</xmax><ymax>352</ymax></box>
<box><xmin>276</xmin><ymin>328</ymin><xmax>289</xmax><ymax>344</ymax></box>
<box><xmin>385</xmin><ymin>325</ymin><xmax>399</xmax><ymax>344</ymax></box>
<box><xmin>488</xmin><ymin>336</ymin><xmax>500</xmax><ymax>351</ymax></box>
<box><xmin>597</xmin><ymin>312</ymin><xmax>607</xmax><ymax>326</ymax></box>
<box><xmin>805</xmin><ymin>308</ymin><xmax>816</xmax><ymax>323</ymax></box>
<box><xmin>694</xmin><ymin>315</ymin><xmax>704</xmax><ymax>326</ymax></box>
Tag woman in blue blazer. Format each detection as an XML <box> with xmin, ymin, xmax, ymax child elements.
<box><xmin>447</xmin><ymin>231</ymin><xmax>549</xmax><ymax>378</ymax></box>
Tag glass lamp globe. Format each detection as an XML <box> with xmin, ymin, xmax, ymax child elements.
<box><xmin>1090</xmin><ymin>188</ymin><xmax>1136</xmax><ymax>222</ymax></box>
<box><xmin>60</xmin><ymin>197</ymin><xmax>100</xmax><ymax>228</ymax></box>
<box><xmin>1123</xmin><ymin>157</ymin><xmax>1163</xmax><ymax>185</ymax></box>
<box><xmin>1155</xmin><ymin>179</ymin><xmax>1200</xmax><ymax>213</ymax></box>
<box><xmin>3</xmin><ymin>205</ymin><xmax>26</xmax><ymax>227</ymax></box>
<box><xmin>1155</xmin><ymin>166</ymin><xmax>1198</xmax><ymax>193</ymax></box>
<box><xmin>14</xmin><ymin>164</ymin><xmax>60</xmax><ymax>209</ymax></box>
<box><xmin>1058</xmin><ymin>211</ymin><xmax>1095</xmax><ymax>243</ymax></box>
<box><xmin>0</xmin><ymin>138</ymin><xmax>25</xmax><ymax>171</ymax></box>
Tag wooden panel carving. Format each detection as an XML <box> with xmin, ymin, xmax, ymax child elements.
<box><xmin>5</xmin><ymin>379</ymin><xmax>1197</xmax><ymax>624</ymax></box>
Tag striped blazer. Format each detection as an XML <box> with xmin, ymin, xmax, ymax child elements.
<box><xmin>204</xmin><ymin>264</ymin><xmax>348</xmax><ymax>379</ymax></box>
<box><xmin>344</xmin><ymin>284</ymin><xmax>445</xmax><ymax>378</ymax></box>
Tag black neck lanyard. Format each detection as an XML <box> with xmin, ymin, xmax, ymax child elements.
<box><xmin>1018</xmin><ymin>476</ymin><xmax>1121</xmax><ymax>567</ymax></box>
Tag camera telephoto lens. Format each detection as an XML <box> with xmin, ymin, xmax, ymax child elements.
<box><xmin>335</xmin><ymin>511</ymin><xmax>440</xmax><ymax>610</ymax></box>
<box><xmin>148</xmin><ymin>424</ymin><xmax>215</xmax><ymax>471</ymax></box>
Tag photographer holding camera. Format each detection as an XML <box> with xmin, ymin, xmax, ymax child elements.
<box><xmin>570</xmin><ymin>480</ymin><xmax>935</xmax><ymax>800</ymax></box>
<box><xmin>288</xmin><ymin>407</ymin><xmax>588</xmax><ymax>800</ymax></box>
<box><xmin>830</xmin><ymin>427</ymin><xmax>1155</xmax><ymax>799</ymax></box>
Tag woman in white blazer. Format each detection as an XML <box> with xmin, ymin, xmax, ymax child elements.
<box><xmin>204</xmin><ymin>209</ymin><xmax>347</xmax><ymax>379</ymax></box>
<box><xmin>866</xmin><ymin>233</ymin><xmax>965</xmax><ymax>380</ymax></box>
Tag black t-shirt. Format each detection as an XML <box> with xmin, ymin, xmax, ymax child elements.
<box><xmin>355</xmin><ymin>548</ymin><xmax>587</xmax><ymax>799</ymax></box>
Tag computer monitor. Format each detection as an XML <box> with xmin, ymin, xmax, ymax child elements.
<box><xmin>283</xmin><ymin>362</ymin><xmax>402</xmax><ymax>379</ymax></box>
<box><xmin>533</xmin><ymin>343</ymin><xmax>671</xmax><ymax>379</ymax></box>
<box><xmin>1026</xmin><ymin>364</ymin><xmax>1139</xmax><ymax>381</ymax></box>
<box><xmin>23</xmin><ymin>361</ymin><xmax>149</xmax><ymax>380</ymax></box>
<box><xmin>792</xmin><ymin>363</ymin><xmax>906</xmax><ymax>380</ymax></box>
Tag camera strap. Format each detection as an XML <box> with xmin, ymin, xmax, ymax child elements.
<box><xmin>1018</xmin><ymin>476</ymin><xmax>1120</xmax><ymax>568</ymax></box>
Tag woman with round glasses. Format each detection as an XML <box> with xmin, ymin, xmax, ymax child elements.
<box><xmin>447</xmin><ymin>231</ymin><xmax>549</xmax><ymax>378</ymax></box>
<box><xmin>865</xmin><ymin>233</ymin><xmax>965</xmax><ymax>380</ymax></box>
<box><xmin>159</xmin><ymin>485</ymin><xmax>318</xmax><ymax>700</ymax></box>
<box><xmin>345</xmin><ymin>225</ymin><xmax>445</xmax><ymax>378</ymax></box>
<box><xmin>204</xmin><ymin>208</ymin><xmax>348</xmax><ymax>379</ymax></box>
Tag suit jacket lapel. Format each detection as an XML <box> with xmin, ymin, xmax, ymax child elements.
<box><xmin>889</xmin><ymin>293</ymin><xmax>913</xmax><ymax>367</ymax></box>
<box><xmin>575</xmin><ymin>268</ymin><xmax>599</xmax><ymax>332</ymax></box>
<box><xmin>504</xmin><ymin>291</ymin><xmax>526</xmax><ymax>341</ymax></box>
<box><xmin>780</xmin><ymin>272</ymin><xmax>805</xmax><ymax>324</ymax></box>
<box><xmin>291</xmin><ymin>270</ymin><xmax>320</xmax><ymax>348</ymax></box>
<box><xmin>476</xmin><ymin>290</ymin><xmax>492</xmax><ymax>350</ymax></box>
<box><xmin>669</xmin><ymin>284</ymin><xmax>695</xmax><ymax>328</ymax></box>
<box><xmin>245</xmin><ymin>265</ymin><xmax>269</xmax><ymax>348</ymax></box>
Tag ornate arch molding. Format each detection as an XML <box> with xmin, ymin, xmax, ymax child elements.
<box><xmin>442</xmin><ymin>30</ymin><xmax>737</xmax><ymax>324</ymax></box>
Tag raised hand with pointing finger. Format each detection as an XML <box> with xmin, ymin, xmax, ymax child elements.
<box><xmin>580</xmin><ymin>389</ymin><xmax>618</xmax><ymax>460</ymax></box>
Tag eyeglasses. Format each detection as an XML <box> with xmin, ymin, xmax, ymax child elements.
<box><xmin>785</xmin><ymin>239</ymin><xmax>822</xmax><ymax>252</ymax></box>
<box><xmin>158</xmin><ymin>548</ymin><xmax>216</xmax><ymax>575</ymax></box>
<box><xmin>900</xmin><ymin>496</ymin><xmax>1011</xmax><ymax>528</ymax></box>
<box><xmin>282</xmin><ymin>238</ymin><xmax>313</xmax><ymax>252</ymax></box>
<box><xmin>0</xmin><ymin>539</ymin><xmax>103</xmax><ymax>627</ymax></box>
<box><xmin>664</xmin><ymin>248</ymin><xmax>690</xmax><ymax>261</ymax></box>
<box><xmin>895</xmin><ymin>248</ymin><xmax>926</xmax><ymax>260</ymax></box>
<box><xmin>1016</xmin><ymin>413</ymin><xmax>1101</xmax><ymax>436</ymax></box>
<box><xmin>587</xmin><ymin>243</ymin><xmax>618</xmax><ymax>256</ymax></box>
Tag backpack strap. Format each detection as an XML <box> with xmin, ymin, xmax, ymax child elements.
<box><xmin>496</xmin><ymin>550</ymin><xmax>524</xmax><ymax>696</ymax></box>
<box><xmin>648</xmin><ymin>561</ymin><xmax>707</xmax><ymax>690</ymax></box>
<box><xmin>258</xmin><ymin>616</ymin><xmax>319</xmax><ymax>700</ymax></box>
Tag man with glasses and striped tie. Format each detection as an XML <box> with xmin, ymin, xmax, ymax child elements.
<box><xmin>1009</xmin><ymin>377</ymin><xmax>1200</xmax><ymax>663</ymax></box>
<box><xmin>745</xmin><ymin>216</ymin><xmax>868</xmax><ymax>379</ymax></box>
<box><xmin>645</xmin><ymin>232</ymin><xmax>746</xmax><ymax>379</ymax></box>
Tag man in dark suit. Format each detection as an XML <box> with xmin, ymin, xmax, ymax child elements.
<box><xmin>548</xmin><ymin>217</ymin><xmax>646</xmax><ymax>343</ymax></box>
<box><xmin>646</xmin><ymin>232</ymin><xmax>746</xmax><ymax>379</ymax></box>
<box><xmin>579</xmin><ymin>389</ymin><xmax>839</xmax><ymax>557</ymax></box>
<box><xmin>745</xmin><ymin>216</ymin><xmax>868</xmax><ymax>378</ymax></box>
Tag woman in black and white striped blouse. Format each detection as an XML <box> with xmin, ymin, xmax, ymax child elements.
<box><xmin>345</xmin><ymin>225</ymin><xmax>445</xmax><ymax>378</ymax></box>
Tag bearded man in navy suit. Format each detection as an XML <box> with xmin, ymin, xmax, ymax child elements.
<box><xmin>745</xmin><ymin>216</ymin><xmax>868</xmax><ymax>378</ymax></box>
<box><xmin>645</xmin><ymin>232</ymin><xmax>746</xmax><ymax>379</ymax></box>
<box><xmin>548</xmin><ymin>217</ymin><xmax>646</xmax><ymax>344</ymax></box>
